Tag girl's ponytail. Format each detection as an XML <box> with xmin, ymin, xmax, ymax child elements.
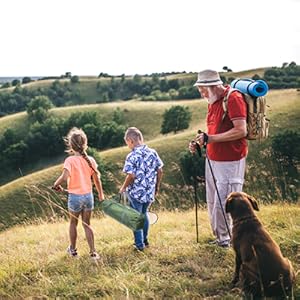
<box><xmin>64</xmin><ymin>127</ymin><xmax>100</xmax><ymax>176</ymax></box>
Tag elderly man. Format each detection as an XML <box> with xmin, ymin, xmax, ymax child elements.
<box><xmin>189</xmin><ymin>69</ymin><xmax>247</xmax><ymax>248</ymax></box>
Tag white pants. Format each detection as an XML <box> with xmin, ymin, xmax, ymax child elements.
<box><xmin>205</xmin><ymin>157</ymin><xmax>246</xmax><ymax>242</ymax></box>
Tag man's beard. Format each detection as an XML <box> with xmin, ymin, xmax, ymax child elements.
<box><xmin>206</xmin><ymin>87</ymin><xmax>219</xmax><ymax>104</ymax></box>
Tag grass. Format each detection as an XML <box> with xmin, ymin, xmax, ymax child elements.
<box><xmin>0</xmin><ymin>200</ymin><xmax>299</xmax><ymax>299</ymax></box>
<box><xmin>221</xmin><ymin>67</ymin><xmax>267</xmax><ymax>79</ymax></box>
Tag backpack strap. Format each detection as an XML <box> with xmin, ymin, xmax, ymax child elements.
<box><xmin>216</xmin><ymin>88</ymin><xmax>238</xmax><ymax>133</ymax></box>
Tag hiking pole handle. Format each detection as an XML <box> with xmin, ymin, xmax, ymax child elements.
<box><xmin>190</xmin><ymin>140</ymin><xmax>202</xmax><ymax>157</ymax></box>
<box><xmin>197</xmin><ymin>130</ymin><xmax>208</xmax><ymax>148</ymax></box>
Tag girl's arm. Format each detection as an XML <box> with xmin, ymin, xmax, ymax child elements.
<box><xmin>53</xmin><ymin>169</ymin><xmax>70</xmax><ymax>191</ymax></box>
<box><xmin>92</xmin><ymin>171</ymin><xmax>104</xmax><ymax>201</ymax></box>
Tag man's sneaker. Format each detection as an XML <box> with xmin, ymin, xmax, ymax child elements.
<box><xmin>144</xmin><ymin>240</ymin><xmax>150</xmax><ymax>248</ymax></box>
<box><xmin>218</xmin><ymin>240</ymin><xmax>231</xmax><ymax>248</ymax></box>
<box><xmin>208</xmin><ymin>239</ymin><xmax>219</xmax><ymax>245</ymax></box>
<box><xmin>67</xmin><ymin>246</ymin><xmax>78</xmax><ymax>257</ymax></box>
<box><xmin>90</xmin><ymin>251</ymin><xmax>100</xmax><ymax>260</ymax></box>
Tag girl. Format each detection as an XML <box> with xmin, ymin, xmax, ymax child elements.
<box><xmin>53</xmin><ymin>127</ymin><xmax>104</xmax><ymax>259</ymax></box>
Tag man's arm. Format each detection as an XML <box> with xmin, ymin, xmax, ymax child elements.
<box><xmin>119</xmin><ymin>173</ymin><xmax>135</xmax><ymax>193</ymax></box>
<box><xmin>197</xmin><ymin>119</ymin><xmax>247</xmax><ymax>145</ymax></box>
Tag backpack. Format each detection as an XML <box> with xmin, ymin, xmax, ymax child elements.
<box><xmin>222</xmin><ymin>88</ymin><xmax>270</xmax><ymax>140</ymax></box>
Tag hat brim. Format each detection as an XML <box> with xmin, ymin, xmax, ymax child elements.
<box><xmin>193</xmin><ymin>80</ymin><xmax>223</xmax><ymax>87</ymax></box>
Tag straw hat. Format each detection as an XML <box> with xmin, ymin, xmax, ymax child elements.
<box><xmin>193</xmin><ymin>69</ymin><xmax>223</xmax><ymax>86</ymax></box>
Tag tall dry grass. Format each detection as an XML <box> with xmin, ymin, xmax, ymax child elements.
<box><xmin>0</xmin><ymin>186</ymin><xmax>299</xmax><ymax>299</ymax></box>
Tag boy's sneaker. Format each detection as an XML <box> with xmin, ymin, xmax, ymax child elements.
<box><xmin>218</xmin><ymin>240</ymin><xmax>231</xmax><ymax>248</ymax></box>
<box><xmin>133</xmin><ymin>244</ymin><xmax>144</xmax><ymax>252</ymax></box>
<box><xmin>90</xmin><ymin>251</ymin><xmax>100</xmax><ymax>260</ymax></box>
<box><xmin>67</xmin><ymin>246</ymin><xmax>78</xmax><ymax>257</ymax></box>
<box><xmin>144</xmin><ymin>240</ymin><xmax>150</xmax><ymax>248</ymax></box>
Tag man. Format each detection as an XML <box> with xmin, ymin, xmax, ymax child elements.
<box><xmin>120</xmin><ymin>127</ymin><xmax>163</xmax><ymax>251</ymax></box>
<box><xmin>189</xmin><ymin>69</ymin><xmax>247</xmax><ymax>248</ymax></box>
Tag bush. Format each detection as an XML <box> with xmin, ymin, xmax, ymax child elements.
<box><xmin>272</xmin><ymin>130</ymin><xmax>300</xmax><ymax>164</ymax></box>
<box><xmin>22</xmin><ymin>77</ymin><xmax>32</xmax><ymax>84</ymax></box>
<box><xmin>26</xmin><ymin>96</ymin><xmax>53</xmax><ymax>123</ymax></box>
<box><xmin>161</xmin><ymin>105</ymin><xmax>192</xmax><ymax>134</ymax></box>
<box><xmin>71</xmin><ymin>76</ymin><xmax>79</xmax><ymax>83</ymax></box>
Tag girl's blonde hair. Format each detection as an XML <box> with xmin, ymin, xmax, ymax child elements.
<box><xmin>124</xmin><ymin>127</ymin><xmax>144</xmax><ymax>143</ymax></box>
<box><xmin>65</xmin><ymin>127</ymin><xmax>88</xmax><ymax>154</ymax></box>
<box><xmin>64</xmin><ymin>127</ymin><xmax>98</xmax><ymax>175</ymax></box>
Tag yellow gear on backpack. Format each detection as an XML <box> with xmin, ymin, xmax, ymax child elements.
<box><xmin>222</xmin><ymin>88</ymin><xmax>270</xmax><ymax>141</ymax></box>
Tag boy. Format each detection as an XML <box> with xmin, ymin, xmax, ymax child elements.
<box><xmin>119</xmin><ymin>127</ymin><xmax>163</xmax><ymax>251</ymax></box>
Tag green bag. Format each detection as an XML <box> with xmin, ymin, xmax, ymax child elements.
<box><xmin>99</xmin><ymin>199</ymin><xmax>145</xmax><ymax>231</ymax></box>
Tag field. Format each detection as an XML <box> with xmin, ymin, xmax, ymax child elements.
<box><xmin>0</xmin><ymin>72</ymin><xmax>299</xmax><ymax>298</ymax></box>
<box><xmin>0</xmin><ymin>202</ymin><xmax>299</xmax><ymax>299</ymax></box>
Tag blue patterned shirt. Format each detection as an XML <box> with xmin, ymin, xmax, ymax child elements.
<box><xmin>123</xmin><ymin>144</ymin><xmax>164</xmax><ymax>203</ymax></box>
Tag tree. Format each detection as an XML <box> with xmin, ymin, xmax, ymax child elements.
<box><xmin>179</xmin><ymin>150</ymin><xmax>206</xmax><ymax>242</ymax></box>
<box><xmin>161</xmin><ymin>105</ymin><xmax>191</xmax><ymax>134</ymax></box>
<box><xmin>22</xmin><ymin>77</ymin><xmax>32</xmax><ymax>84</ymax></box>
<box><xmin>179</xmin><ymin>150</ymin><xmax>205</xmax><ymax>187</ymax></box>
<box><xmin>26</xmin><ymin>117</ymin><xmax>63</xmax><ymax>157</ymax></box>
<box><xmin>223</xmin><ymin>66</ymin><xmax>232</xmax><ymax>72</ymax></box>
<box><xmin>1</xmin><ymin>82</ymin><xmax>10</xmax><ymax>89</ymax></box>
<box><xmin>71</xmin><ymin>75</ymin><xmax>79</xmax><ymax>83</ymax></box>
<box><xmin>272</xmin><ymin>130</ymin><xmax>300</xmax><ymax>164</ymax></box>
<box><xmin>112</xmin><ymin>107</ymin><xmax>125</xmax><ymax>124</ymax></box>
<box><xmin>26</xmin><ymin>95</ymin><xmax>53</xmax><ymax>123</ymax></box>
<box><xmin>2</xmin><ymin>141</ymin><xmax>28</xmax><ymax>169</ymax></box>
<box><xmin>12</xmin><ymin>79</ymin><xmax>20</xmax><ymax>86</ymax></box>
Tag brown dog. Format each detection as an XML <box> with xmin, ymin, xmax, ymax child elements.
<box><xmin>225</xmin><ymin>192</ymin><xmax>295</xmax><ymax>298</ymax></box>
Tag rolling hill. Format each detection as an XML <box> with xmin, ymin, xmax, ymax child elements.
<box><xmin>0</xmin><ymin>69</ymin><xmax>299</xmax><ymax>298</ymax></box>
<box><xmin>0</xmin><ymin>88</ymin><xmax>299</xmax><ymax>231</ymax></box>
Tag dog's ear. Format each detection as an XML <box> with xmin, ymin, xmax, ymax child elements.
<box><xmin>225</xmin><ymin>196</ymin><xmax>234</xmax><ymax>213</ymax></box>
<box><xmin>246</xmin><ymin>194</ymin><xmax>259</xmax><ymax>211</ymax></box>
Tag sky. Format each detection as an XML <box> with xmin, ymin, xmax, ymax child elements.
<box><xmin>0</xmin><ymin>0</ymin><xmax>299</xmax><ymax>76</ymax></box>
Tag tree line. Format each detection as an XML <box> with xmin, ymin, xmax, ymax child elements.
<box><xmin>1</xmin><ymin>62</ymin><xmax>298</xmax><ymax>117</ymax></box>
<box><xmin>0</xmin><ymin>99</ymin><xmax>126</xmax><ymax>185</ymax></box>
<box><xmin>0</xmin><ymin>94</ymin><xmax>193</xmax><ymax>186</ymax></box>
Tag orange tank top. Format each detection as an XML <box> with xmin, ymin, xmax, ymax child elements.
<box><xmin>63</xmin><ymin>155</ymin><xmax>97</xmax><ymax>194</ymax></box>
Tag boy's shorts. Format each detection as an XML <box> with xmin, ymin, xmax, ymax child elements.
<box><xmin>68</xmin><ymin>192</ymin><xmax>94</xmax><ymax>213</ymax></box>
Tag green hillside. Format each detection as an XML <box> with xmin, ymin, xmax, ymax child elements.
<box><xmin>0</xmin><ymin>99</ymin><xmax>204</xmax><ymax>139</ymax></box>
<box><xmin>0</xmin><ymin>205</ymin><xmax>299</xmax><ymax>299</ymax></box>
<box><xmin>0</xmin><ymin>89</ymin><xmax>299</xmax><ymax>231</ymax></box>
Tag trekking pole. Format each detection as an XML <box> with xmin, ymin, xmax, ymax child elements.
<box><xmin>190</xmin><ymin>140</ymin><xmax>202</xmax><ymax>243</ymax></box>
<box><xmin>193</xmin><ymin>178</ymin><xmax>199</xmax><ymax>243</ymax></box>
<box><xmin>197</xmin><ymin>130</ymin><xmax>232</xmax><ymax>239</ymax></box>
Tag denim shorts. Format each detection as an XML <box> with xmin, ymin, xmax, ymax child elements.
<box><xmin>68</xmin><ymin>192</ymin><xmax>94</xmax><ymax>213</ymax></box>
